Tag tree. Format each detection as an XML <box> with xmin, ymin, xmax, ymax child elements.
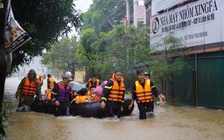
<box><xmin>78</xmin><ymin>25</ymin><xmax>151</xmax><ymax>90</ymax></box>
<box><xmin>149</xmin><ymin>34</ymin><xmax>188</xmax><ymax>99</ymax></box>
<box><xmin>82</xmin><ymin>0</ymin><xmax>128</xmax><ymax>32</ymax></box>
<box><xmin>100</xmin><ymin>25</ymin><xmax>151</xmax><ymax>89</ymax></box>
<box><xmin>42</xmin><ymin>36</ymin><xmax>79</xmax><ymax>77</ymax></box>
<box><xmin>76</xmin><ymin>28</ymin><xmax>108</xmax><ymax>79</ymax></box>
<box><xmin>10</xmin><ymin>0</ymin><xmax>82</xmax><ymax>72</ymax></box>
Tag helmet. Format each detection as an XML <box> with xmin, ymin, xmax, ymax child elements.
<box><xmin>63</xmin><ymin>71</ymin><xmax>73</xmax><ymax>80</ymax></box>
<box><xmin>144</xmin><ymin>72</ymin><xmax>150</xmax><ymax>75</ymax></box>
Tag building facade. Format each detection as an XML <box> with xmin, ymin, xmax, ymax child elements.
<box><xmin>15</xmin><ymin>56</ymin><xmax>49</xmax><ymax>79</ymax></box>
<box><xmin>148</xmin><ymin>0</ymin><xmax>224</xmax><ymax>108</ymax></box>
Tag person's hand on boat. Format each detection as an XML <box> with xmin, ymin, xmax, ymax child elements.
<box><xmin>128</xmin><ymin>104</ymin><xmax>133</xmax><ymax>110</ymax></box>
<box><xmin>159</xmin><ymin>100</ymin><xmax>164</xmax><ymax>106</ymax></box>
<box><xmin>101</xmin><ymin>101</ymin><xmax>106</xmax><ymax>109</ymax></box>
<box><xmin>128</xmin><ymin>99</ymin><xmax>134</xmax><ymax>110</ymax></box>
<box><xmin>55</xmin><ymin>101</ymin><xmax>60</xmax><ymax>106</ymax></box>
<box><xmin>121</xmin><ymin>106</ymin><xmax>123</xmax><ymax>112</ymax></box>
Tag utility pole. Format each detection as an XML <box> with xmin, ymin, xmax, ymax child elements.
<box><xmin>144</xmin><ymin>2</ymin><xmax>146</xmax><ymax>25</ymax></box>
<box><xmin>133</xmin><ymin>0</ymin><xmax>138</xmax><ymax>27</ymax></box>
<box><xmin>126</xmin><ymin>0</ymin><xmax>130</xmax><ymax>26</ymax></box>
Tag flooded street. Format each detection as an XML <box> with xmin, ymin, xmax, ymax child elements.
<box><xmin>4</xmin><ymin>77</ymin><xmax>224</xmax><ymax>140</ymax></box>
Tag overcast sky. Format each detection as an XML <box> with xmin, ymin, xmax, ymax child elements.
<box><xmin>74</xmin><ymin>0</ymin><xmax>93</xmax><ymax>13</ymax></box>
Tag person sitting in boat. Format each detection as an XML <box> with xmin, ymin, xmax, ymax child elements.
<box><xmin>88</xmin><ymin>86</ymin><xmax>97</xmax><ymax>101</ymax></box>
<box><xmin>74</xmin><ymin>88</ymin><xmax>91</xmax><ymax>103</ymax></box>
<box><xmin>51</xmin><ymin>71</ymin><xmax>73</xmax><ymax>116</ymax></box>
<box><xmin>93</xmin><ymin>81</ymin><xmax>107</xmax><ymax>101</ymax></box>
<box><xmin>100</xmin><ymin>70</ymin><xmax>125</xmax><ymax>118</ymax></box>
<box><xmin>44</xmin><ymin>88</ymin><xmax>52</xmax><ymax>101</ymax></box>
<box><xmin>86</xmin><ymin>75</ymin><xmax>100</xmax><ymax>90</ymax></box>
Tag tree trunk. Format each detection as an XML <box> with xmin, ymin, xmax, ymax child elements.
<box><xmin>0</xmin><ymin>0</ymin><xmax>9</xmax><ymax>136</ymax></box>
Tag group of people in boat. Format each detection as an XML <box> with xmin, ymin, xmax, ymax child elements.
<box><xmin>15</xmin><ymin>69</ymin><xmax>165</xmax><ymax>119</ymax></box>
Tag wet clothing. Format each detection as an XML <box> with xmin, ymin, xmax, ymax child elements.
<box><xmin>86</xmin><ymin>78</ymin><xmax>100</xmax><ymax>90</ymax></box>
<box><xmin>51</xmin><ymin>81</ymin><xmax>72</xmax><ymax>116</ymax></box>
<box><xmin>101</xmin><ymin>74</ymin><xmax>125</xmax><ymax>118</ymax></box>
<box><xmin>132</xmin><ymin>79</ymin><xmax>159</xmax><ymax>119</ymax></box>
<box><xmin>22</xmin><ymin>77</ymin><xmax>37</xmax><ymax>95</ymax></box>
<box><xmin>15</xmin><ymin>69</ymin><xmax>41</xmax><ymax>109</ymax></box>
<box><xmin>54</xmin><ymin>102</ymin><xmax>70</xmax><ymax>116</ymax></box>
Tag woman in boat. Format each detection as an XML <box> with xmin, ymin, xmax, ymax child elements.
<box><xmin>86</xmin><ymin>75</ymin><xmax>100</xmax><ymax>90</ymax></box>
<box><xmin>93</xmin><ymin>81</ymin><xmax>107</xmax><ymax>101</ymax></box>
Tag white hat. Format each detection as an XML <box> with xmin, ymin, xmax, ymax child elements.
<box><xmin>63</xmin><ymin>71</ymin><xmax>73</xmax><ymax>80</ymax></box>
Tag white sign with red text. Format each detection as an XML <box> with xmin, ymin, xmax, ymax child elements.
<box><xmin>150</xmin><ymin>0</ymin><xmax>222</xmax><ymax>49</ymax></box>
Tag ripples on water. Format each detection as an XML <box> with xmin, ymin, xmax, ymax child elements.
<box><xmin>5</xmin><ymin>105</ymin><xmax>224</xmax><ymax>140</ymax></box>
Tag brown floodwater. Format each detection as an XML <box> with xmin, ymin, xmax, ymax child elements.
<box><xmin>4</xmin><ymin>102</ymin><xmax>224</xmax><ymax>140</ymax></box>
<box><xmin>4</xmin><ymin>77</ymin><xmax>224</xmax><ymax>140</ymax></box>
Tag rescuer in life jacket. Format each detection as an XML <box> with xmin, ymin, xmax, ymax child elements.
<box><xmin>47</xmin><ymin>74</ymin><xmax>56</xmax><ymax>90</ymax></box>
<box><xmin>37</xmin><ymin>75</ymin><xmax>44</xmax><ymax>87</ymax></box>
<box><xmin>51</xmin><ymin>71</ymin><xmax>73</xmax><ymax>116</ymax></box>
<box><xmin>15</xmin><ymin>69</ymin><xmax>42</xmax><ymax>112</ymax></box>
<box><xmin>45</xmin><ymin>74</ymin><xmax>56</xmax><ymax>101</ymax></box>
<box><xmin>128</xmin><ymin>70</ymin><xmax>164</xmax><ymax>119</ymax></box>
<box><xmin>144</xmin><ymin>72</ymin><xmax>165</xmax><ymax>100</ymax></box>
<box><xmin>100</xmin><ymin>70</ymin><xmax>125</xmax><ymax>119</ymax></box>
<box><xmin>86</xmin><ymin>75</ymin><xmax>100</xmax><ymax>90</ymax></box>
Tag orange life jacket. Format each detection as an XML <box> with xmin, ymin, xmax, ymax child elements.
<box><xmin>37</xmin><ymin>78</ymin><xmax>43</xmax><ymax>86</ymax></box>
<box><xmin>87</xmin><ymin>78</ymin><xmax>100</xmax><ymax>89</ymax></box>
<box><xmin>135</xmin><ymin>79</ymin><xmax>153</xmax><ymax>103</ymax></box>
<box><xmin>107</xmin><ymin>76</ymin><xmax>125</xmax><ymax>102</ymax></box>
<box><xmin>45</xmin><ymin>88</ymin><xmax>51</xmax><ymax>100</ymax></box>
<box><xmin>22</xmin><ymin>77</ymin><xmax>37</xmax><ymax>95</ymax></box>
<box><xmin>75</xmin><ymin>95</ymin><xmax>91</xmax><ymax>103</ymax></box>
<box><xmin>87</xmin><ymin>91</ymin><xmax>97</xmax><ymax>101</ymax></box>
<box><xmin>48</xmin><ymin>77</ymin><xmax>55</xmax><ymax>89</ymax></box>
<box><xmin>95</xmin><ymin>95</ymin><xmax>101</xmax><ymax>101</ymax></box>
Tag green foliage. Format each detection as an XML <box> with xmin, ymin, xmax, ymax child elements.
<box><xmin>78</xmin><ymin>25</ymin><xmax>151</xmax><ymax>90</ymax></box>
<box><xmin>11</xmin><ymin>0</ymin><xmax>82</xmax><ymax>72</ymax></box>
<box><xmin>82</xmin><ymin>0</ymin><xmax>128</xmax><ymax>32</ymax></box>
<box><xmin>41</xmin><ymin>36</ymin><xmax>79</xmax><ymax>75</ymax></box>
<box><xmin>149</xmin><ymin>35</ymin><xmax>188</xmax><ymax>93</ymax></box>
<box><xmin>0</xmin><ymin>101</ymin><xmax>10</xmax><ymax>139</ymax></box>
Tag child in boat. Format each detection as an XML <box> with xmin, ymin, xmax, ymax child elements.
<box><xmin>88</xmin><ymin>86</ymin><xmax>97</xmax><ymax>101</ymax></box>
<box><xmin>75</xmin><ymin>88</ymin><xmax>91</xmax><ymax>103</ymax></box>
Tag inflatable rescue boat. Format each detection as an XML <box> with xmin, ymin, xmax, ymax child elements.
<box><xmin>32</xmin><ymin>98</ymin><xmax>134</xmax><ymax>118</ymax></box>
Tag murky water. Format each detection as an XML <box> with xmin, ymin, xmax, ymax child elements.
<box><xmin>4</xmin><ymin>78</ymin><xmax>224</xmax><ymax>140</ymax></box>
